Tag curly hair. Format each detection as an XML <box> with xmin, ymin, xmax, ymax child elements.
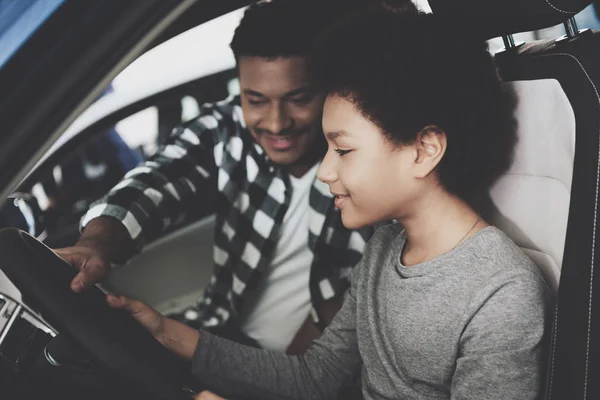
<box><xmin>230</xmin><ymin>0</ymin><xmax>418</xmax><ymax>60</ymax></box>
<box><xmin>310</xmin><ymin>10</ymin><xmax>517</xmax><ymax>202</ymax></box>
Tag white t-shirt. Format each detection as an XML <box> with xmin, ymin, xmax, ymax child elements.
<box><xmin>239</xmin><ymin>164</ymin><xmax>318</xmax><ymax>351</ymax></box>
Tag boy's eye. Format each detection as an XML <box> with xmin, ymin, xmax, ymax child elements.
<box><xmin>335</xmin><ymin>149</ymin><xmax>352</xmax><ymax>156</ymax></box>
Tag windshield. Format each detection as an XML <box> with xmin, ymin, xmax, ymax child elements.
<box><xmin>0</xmin><ymin>0</ymin><xmax>64</xmax><ymax>67</ymax></box>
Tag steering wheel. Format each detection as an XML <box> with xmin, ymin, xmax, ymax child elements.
<box><xmin>0</xmin><ymin>228</ymin><xmax>194</xmax><ymax>400</ymax></box>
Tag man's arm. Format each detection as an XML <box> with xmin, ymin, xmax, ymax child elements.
<box><xmin>74</xmin><ymin>216</ymin><xmax>133</xmax><ymax>262</ymax></box>
<box><xmin>56</xmin><ymin>216</ymin><xmax>132</xmax><ymax>292</ymax></box>
<box><xmin>57</xmin><ymin>103</ymin><xmax>234</xmax><ymax>291</ymax></box>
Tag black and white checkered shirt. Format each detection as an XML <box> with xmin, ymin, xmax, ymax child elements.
<box><xmin>82</xmin><ymin>96</ymin><xmax>372</xmax><ymax>329</ymax></box>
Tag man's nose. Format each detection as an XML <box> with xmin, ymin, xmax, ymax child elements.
<box><xmin>263</xmin><ymin>103</ymin><xmax>292</xmax><ymax>134</ymax></box>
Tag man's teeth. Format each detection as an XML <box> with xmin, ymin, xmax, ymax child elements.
<box><xmin>266</xmin><ymin>132</ymin><xmax>300</xmax><ymax>139</ymax></box>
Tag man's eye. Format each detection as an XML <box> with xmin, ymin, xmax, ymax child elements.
<box><xmin>335</xmin><ymin>149</ymin><xmax>352</xmax><ymax>156</ymax></box>
<box><xmin>247</xmin><ymin>98</ymin><xmax>267</xmax><ymax>106</ymax></box>
<box><xmin>289</xmin><ymin>95</ymin><xmax>312</xmax><ymax>105</ymax></box>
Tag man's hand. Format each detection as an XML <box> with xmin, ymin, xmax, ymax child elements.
<box><xmin>106</xmin><ymin>295</ymin><xmax>166</xmax><ymax>341</ymax></box>
<box><xmin>54</xmin><ymin>216</ymin><xmax>134</xmax><ymax>292</ymax></box>
<box><xmin>55</xmin><ymin>245</ymin><xmax>110</xmax><ymax>293</ymax></box>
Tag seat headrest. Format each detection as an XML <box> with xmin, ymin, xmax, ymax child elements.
<box><xmin>428</xmin><ymin>0</ymin><xmax>592</xmax><ymax>39</ymax></box>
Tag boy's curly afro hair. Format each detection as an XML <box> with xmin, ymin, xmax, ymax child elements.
<box><xmin>310</xmin><ymin>10</ymin><xmax>517</xmax><ymax>202</ymax></box>
<box><xmin>230</xmin><ymin>0</ymin><xmax>398</xmax><ymax>60</ymax></box>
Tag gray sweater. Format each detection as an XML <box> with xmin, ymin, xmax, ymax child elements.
<box><xmin>192</xmin><ymin>225</ymin><xmax>553</xmax><ymax>399</ymax></box>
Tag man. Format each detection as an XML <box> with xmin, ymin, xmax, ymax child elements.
<box><xmin>56</xmin><ymin>0</ymin><xmax>373</xmax><ymax>355</ymax></box>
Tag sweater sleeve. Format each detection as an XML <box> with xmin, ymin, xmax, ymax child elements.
<box><xmin>191</xmin><ymin>263</ymin><xmax>364</xmax><ymax>400</ymax></box>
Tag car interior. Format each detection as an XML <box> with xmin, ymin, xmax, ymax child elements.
<box><xmin>0</xmin><ymin>0</ymin><xmax>599</xmax><ymax>399</ymax></box>
<box><xmin>21</xmin><ymin>65</ymin><xmax>238</xmax><ymax>313</ymax></box>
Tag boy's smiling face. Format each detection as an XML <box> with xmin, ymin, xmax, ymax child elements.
<box><xmin>318</xmin><ymin>96</ymin><xmax>423</xmax><ymax>229</ymax></box>
<box><xmin>318</xmin><ymin>96</ymin><xmax>445</xmax><ymax>229</ymax></box>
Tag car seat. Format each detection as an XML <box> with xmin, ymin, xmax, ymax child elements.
<box><xmin>429</xmin><ymin>0</ymin><xmax>599</xmax><ymax>397</ymax></box>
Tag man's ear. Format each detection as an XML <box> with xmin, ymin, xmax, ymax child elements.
<box><xmin>414</xmin><ymin>126</ymin><xmax>447</xmax><ymax>178</ymax></box>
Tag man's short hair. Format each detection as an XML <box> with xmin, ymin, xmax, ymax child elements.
<box><xmin>310</xmin><ymin>10</ymin><xmax>517</xmax><ymax>202</ymax></box>
<box><xmin>230</xmin><ymin>0</ymin><xmax>417</xmax><ymax>60</ymax></box>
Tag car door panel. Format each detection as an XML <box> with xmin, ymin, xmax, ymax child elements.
<box><xmin>106</xmin><ymin>214</ymin><xmax>216</xmax><ymax>314</ymax></box>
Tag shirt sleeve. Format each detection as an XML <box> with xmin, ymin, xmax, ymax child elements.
<box><xmin>451</xmin><ymin>268</ymin><xmax>553</xmax><ymax>400</ymax></box>
<box><xmin>80</xmin><ymin>103</ymin><xmax>230</xmax><ymax>257</ymax></box>
<box><xmin>191</xmin><ymin>263</ymin><xmax>364</xmax><ymax>400</ymax></box>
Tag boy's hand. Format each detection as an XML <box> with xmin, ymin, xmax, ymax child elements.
<box><xmin>194</xmin><ymin>391</ymin><xmax>226</xmax><ymax>400</ymax></box>
<box><xmin>108</xmin><ymin>294</ymin><xmax>200</xmax><ymax>360</ymax></box>
<box><xmin>106</xmin><ymin>295</ymin><xmax>166</xmax><ymax>341</ymax></box>
<box><xmin>55</xmin><ymin>245</ymin><xmax>111</xmax><ymax>293</ymax></box>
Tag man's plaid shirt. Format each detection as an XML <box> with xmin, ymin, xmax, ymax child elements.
<box><xmin>82</xmin><ymin>96</ymin><xmax>373</xmax><ymax>329</ymax></box>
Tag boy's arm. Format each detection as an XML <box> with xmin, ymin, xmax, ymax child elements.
<box><xmin>108</xmin><ymin>279</ymin><xmax>360</xmax><ymax>400</ymax></box>
<box><xmin>191</xmin><ymin>267</ymin><xmax>363</xmax><ymax>400</ymax></box>
<box><xmin>106</xmin><ymin>294</ymin><xmax>200</xmax><ymax>360</ymax></box>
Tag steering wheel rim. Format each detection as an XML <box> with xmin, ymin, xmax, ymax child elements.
<box><xmin>0</xmin><ymin>228</ymin><xmax>194</xmax><ymax>400</ymax></box>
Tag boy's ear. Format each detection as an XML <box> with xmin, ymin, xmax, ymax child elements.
<box><xmin>414</xmin><ymin>126</ymin><xmax>447</xmax><ymax>179</ymax></box>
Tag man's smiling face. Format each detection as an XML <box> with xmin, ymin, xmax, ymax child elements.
<box><xmin>238</xmin><ymin>56</ymin><xmax>324</xmax><ymax>172</ymax></box>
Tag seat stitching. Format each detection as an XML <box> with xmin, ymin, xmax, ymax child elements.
<box><xmin>545</xmin><ymin>0</ymin><xmax>578</xmax><ymax>14</ymax></box>
<box><xmin>501</xmin><ymin>172</ymin><xmax>571</xmax><ymax>192</ymax></box>
<box><xmin>548</xmin><ymin>301</ymin><xmax>559</xmax><ymax>399</ymax></box>
<box><xmin>538</xmin><ymin>52</ymin><xmax>600</xmax><ymax>400</ymax></box>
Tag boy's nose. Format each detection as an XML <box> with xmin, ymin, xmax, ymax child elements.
<box><xmin>317</xmin><ymin>152</ymin><xmax>338</xmax><ymax>184</ymax></box>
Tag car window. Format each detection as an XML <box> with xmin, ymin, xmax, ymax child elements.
<box><xmin>181</xmin><ymin>96</ymin><xmax>201</xmax><ymax>122</ymax></box>
<box><xmin>487</xmin><ymin>3</ymin><xmax>600</xmax><ymax>54</ymax></box>
<box><xmin>0</xmin><ymin>8</ymin><xmax>244</xmax><ymax>247</ymax></box>
<box><xmin>116</xmin><ymin>106</ymin><xmax>159</xmax><ymax>157</ymax></box>
<box><xmin>533</xmin><ymin>3</ymin><xmax>600</xmax><ymax>40</ymax></box>
<box><xmin>0</xmin><ymin>0</ymin><xmax>64</xmax><ymax>67</ymax></box>
<box><xmin>17</xmin><ymin>67</ymin><xmax>237</xmax><ymax>248</ymax></box>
